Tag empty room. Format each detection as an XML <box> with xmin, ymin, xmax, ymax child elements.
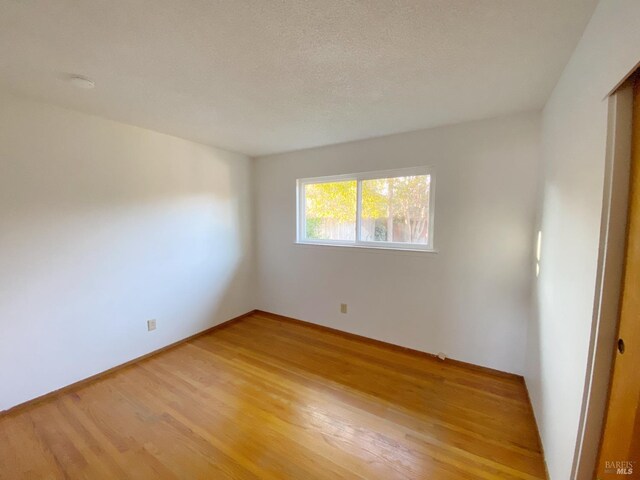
<box><xmin>1</xmin><ymin>1</ymin><xmax>640</xmax><ymax>479</ymax></box>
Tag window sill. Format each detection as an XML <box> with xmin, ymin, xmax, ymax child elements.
<box><xmin>293</xmin><ymin>241</ymin><xmax>438</xmax><ymax>255</ymax></box>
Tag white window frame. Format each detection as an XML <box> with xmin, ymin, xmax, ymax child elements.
<box><xmin>296</xmin><ymin>166</ymin><xmax>435</xmax><ymax>252</ymax></box>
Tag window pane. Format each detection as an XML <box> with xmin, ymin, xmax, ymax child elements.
<box><xmin>304</xmin><ymin>180</ymin><xmax>356</xmax><ymax>241</ymax></box>
<box><xmin>361</xmin><ymin>175</ymin><xmax>431</xmax><ymax>244</ymax></box>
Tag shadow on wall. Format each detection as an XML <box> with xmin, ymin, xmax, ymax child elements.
<box><xmin>0</xmin><ymin>96</ymin><xmax>253</xmax><ymax>410</ymax></box>
<box><xmin>526</xmin><ymin>176</ymin><xmax>601</xmax><ymax>478</ymax></box>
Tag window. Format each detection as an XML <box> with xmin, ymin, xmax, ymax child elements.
<box><xmin>297</xmin><ymin>167</ymin><xmax>434</xmax><ymax>251</ymax></box>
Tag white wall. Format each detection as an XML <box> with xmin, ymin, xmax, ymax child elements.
<box><xmin>525</xmin><ymin>1</ymin><xmax>640</xmax><ymax>478</ymax></box>
<box><xmin>254</xmin><ymin>112</ymin><xmax>540</xmax><ymax>374</ymax></box>
<box><xmin>0</xmin><ymin>93</ymin><xmax>253</xmax><ymax>411</ymax></box>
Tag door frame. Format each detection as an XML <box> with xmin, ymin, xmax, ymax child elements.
<box><xmin>572</xmin><ymin>80</ymin><xmax>635</xmax><ymax>478</ymax></box>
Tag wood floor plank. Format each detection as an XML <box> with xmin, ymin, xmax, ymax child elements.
<box><xmin>208</xmin><ymin>324</ymin><xmax>540</xmax><ymax>449</ymax></box>
<box><xmin>194</xmin><ymin>328</ymin><xmax>545</xmax><ymax>478</ymax></box>
<box><xmin>185</xmin><ymin>340</ymin><xmax>545</xmax><ymax>478</ymax></box>
<box><xmin>0</xmin><ymin>313</ymin><xmax>546</xmax><ymax>479</ymax></box>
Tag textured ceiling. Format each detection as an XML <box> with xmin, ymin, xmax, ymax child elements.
<box><xmin>0</xmin><ymin>0</ymin><xmax>597</xmax><ymax>156</ymax></box>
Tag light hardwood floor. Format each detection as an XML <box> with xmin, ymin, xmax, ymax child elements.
<box><xmin>0</xmin><ymin>311</ymin><xmax>546</xmax><ymax>479</ymax></box>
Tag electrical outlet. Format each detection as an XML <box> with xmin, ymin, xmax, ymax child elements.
<box><xmin>147</xmin><ymin>319</ymin><xmax>157</xmax><ymax>331</ymax></box>
<box><xmin>340</xmin><ymin>303</ymin><xmax>347</xmax><ymax>314</ymax></box>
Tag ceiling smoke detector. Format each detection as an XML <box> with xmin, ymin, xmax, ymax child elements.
<box><xmin>69</xmin><ymin>75</ymin><xmax>95</xmax><ymax>89</ymax></box>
